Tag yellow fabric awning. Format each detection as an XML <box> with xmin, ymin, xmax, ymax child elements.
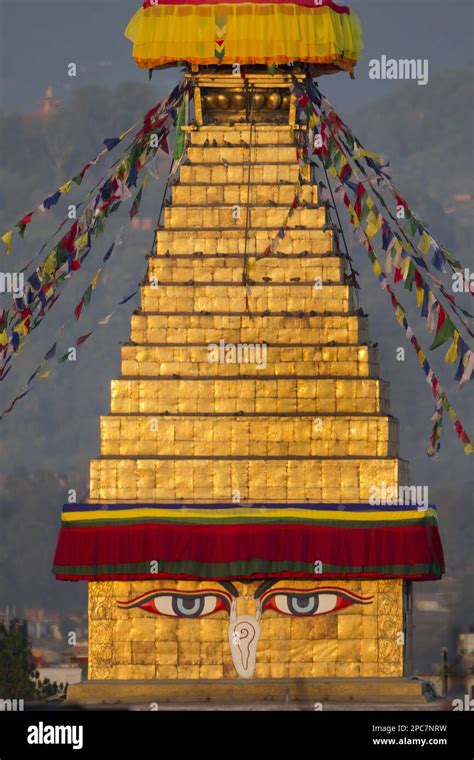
<box><xmin>125</xmin><ymin>3</ymin><xmax>363</xmax><ymax>70</ymax></box>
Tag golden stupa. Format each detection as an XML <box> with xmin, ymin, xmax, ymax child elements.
<box><xmin>54</xmin><ymin>0</ymin><xmax>444</xmax><ymax>704</ymax></box>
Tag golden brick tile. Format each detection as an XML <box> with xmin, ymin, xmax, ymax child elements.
<box><xmin>113</xmin><ymin>642</ymin><xmax>132</xmax><ymax>666</ymax></box>
<box><xmin>289</xmin><ymin>640</ymin><xmax>314</xmax><ymax>663</ymax></box>
<box><xmin>310</xmin><ymin>661</ymin><xmax>336</xmax><ymax>678</ymax></box>
<box><xmin>177</xmin><ymin>665</ymin><xmax>200</xmax><ymax>679</ymax></box>
<box><xmin>199</xmin><ymin>665</ymin><xmax>223</xmax><ymax>679</ymax></box>
<box><xmin>337</xmin><ymin>615</ymin><xmax>363</xmax><ymax>639</ymax></box>
<box><xmin>131</xmin><ymin>640</ymin><xmax>155</xmax><ymax>660</ymax></box>
<box><xmin>360</xmin><ymin>663</ymin><xmax>379</xmax><ymax>677</ymax></box>
<box><xmin>311</xmin><ymin>640</ymin><xmax>338</xmax><ymax>662</ymax></box>
<box><xmin>360</xmin><ymin>639</ymin><xmax>378</xmax><ymax>663</ymax></box>
<box><xmin>270</xmin><ymin>663</ymin><xmax>290</xmax><ymax>679</ymax></box>
<box><xmin>335</xmin><ymin>662</ymin><xmax>361</xmax><ymax>677</ymax></box>
<box><xmin>173</xmin><ymin>621</ymin><xmax>198</xmax><ymax>644</ymax></box>
<box><xmin>113</xmin><ymin>619</ymin><xmax>156</xmax><ymax>642</ymax></box>
<box><xmin>156</xmin><ymin>641</ymin><xmax>178</xmax><ymax>666</ymax></box>
<box><xmin>119</xmin><ymin>664</ymin><xmax>156</xmax><ymax>680</ymax></box>
<box><xmin>199</xmin><ymin>619</ymin><xmax>226</xmax><ymax>642</ymax></box>
<box><xmin>200</xmin><ymin>642</ymin><xmax>224</xmax><ymax>665</ymax></box>
<box><xmin>288</xmin><ymin>663</ymin><xmax>312</xmax><ymax>678</ymax></box>
<box><xmin>336</xmin><ymin>640</ymin><xmax>361</xmax><ymax>662</ymax></box>
<box><xmin>362</xmin><ymin>617</ymin><xmax>378</xmax><ymax>639</ymax></box>
<box><xmin>255</xmin><ymin>663</ymin><xmax>272</xmax><ymax>679</ymax></box>
<box><xmin>260</xmin><ymin>618</ymin><xmax>292</xmax><ymax>642</ymax></box>
<box><xmin>267</xmin><ymin>640</ymin><xmax>291</xmax><ymax>664</ymax></box>
<box><xmin>156</xmin><ymin>665</ymin><xmax>178</xmax><ymax>679</ymax></box>
<box><xmin>255</xmin><ymin>640</ymin><xmax>271</xmax><ymax>664</ymax></box>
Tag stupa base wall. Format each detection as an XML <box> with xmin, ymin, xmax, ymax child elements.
<box><xmin>67</xmin><ymin>676</ymin><xmax>431</xmax><ymax>706</ymax></box>
<box><xmin>87</xmin><ymin>579</ymin><xmax>408</xmax><ymax>681</ymax></box>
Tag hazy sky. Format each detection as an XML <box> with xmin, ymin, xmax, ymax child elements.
<box><xmin>0</xmin><ymin>0</ymin><xmax>473</xmax><ymax>113</ymax></box>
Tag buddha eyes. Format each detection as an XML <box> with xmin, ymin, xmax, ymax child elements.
<box><xmin>117</xmin><ymin>589</ymin><xmax>232</xmax><ymax>618</ymax></box>
<box><xmin>260</xmin><ymin>587</ymin><xmax>373</xmax><ymax>617</ymax></box>
<box><xmin>118</xmin><ymin>586</ymin><xmax>373</xmax><ymax>618</ymax></box>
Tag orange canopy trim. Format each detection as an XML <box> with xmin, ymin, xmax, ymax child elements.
<box><xmin>125</xmin><ymin>2</ymin><xmax>363</xmax><ymax>70</ymax></box>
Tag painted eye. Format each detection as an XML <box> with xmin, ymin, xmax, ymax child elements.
<box><xmin>152</xmin><ymin>594</ymin><xmax>223</xmax><ymax>617</ymax></box>
<box><xmin>261</xmin><ymin>587</ymin><xmax>373</xmax><ymax>617</ymax></box>
<box><xmin>117</xmin><ymin>589</ymin><xmax>231</xmax><ymax>618</ymax></box>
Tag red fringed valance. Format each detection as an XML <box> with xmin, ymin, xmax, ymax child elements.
<box><xmin>53</xmin><ymin>503</ymin><xmax>445</xmax><ymax>581</ymax></box>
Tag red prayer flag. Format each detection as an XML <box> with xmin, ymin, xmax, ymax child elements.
<box><xmin>74</xmin><ymin>300</ymin><xmax>84</xmax><ymax>321</ymax></box>
<box><xmin>76</xmin><ymin>332</ymin><xmax>93</xmax><ymax>346</ymax></box>
<box><xmin>436</xmin><ymin>305</ymin><xmax>446</xmax><ymax>332</ymax></box>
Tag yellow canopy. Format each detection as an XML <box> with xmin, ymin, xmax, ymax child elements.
<box><xmin>125</xmin><ymin>1</ymin><xmax>363</xmax><ymax>71</ymax></box>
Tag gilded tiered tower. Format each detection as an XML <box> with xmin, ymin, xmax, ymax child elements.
<box><xmin>84</xmin><ymin>73</ymin><xmax>411</xmax><ymax>686</ymax></box>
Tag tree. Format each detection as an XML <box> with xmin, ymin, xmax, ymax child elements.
<box><xmin>0</xmin><ymin>623</ymin><xmax>66</xmax><ymax>701</ymax></box>
<box><xmin>0</xmin><ymin>623</ymin><xmax>36</xmax><ymax>699</ymax></box>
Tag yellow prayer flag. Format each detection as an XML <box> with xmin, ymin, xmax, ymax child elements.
<box><xmin>365</xmin><ymin>210</ymin><xmax>381</xmax><ymax>240</ymax></box>
<box><xmin>75</xmin><ymin>233</ymin><xmax>89</xmax><ymax>252</ymax></box>
<box><xmin>2</xmin><ymin>229</ymin><xmax>13</xmax><ymax>255</ymax></box>
<box><xmin>16</xmin><ymin>320</ymin><xmax>29</xmax><ymax>336</ymax></box>
<box><xmin>444</xmin><ymin>331</ymin><xmax>459</xmax><ymax>364</ymax></box>
<box><xmin>59</xmin><ymin>180</ymin><xmax>72</xmax><ymax>194</ymax></box>
<box><xmin>357</xmin><ymin>149</ymin><xmax>383</xmax><ymax>163</ymax></box>
<box><xmin>372</xmin><ymin>259</ymin><xmax>382</xmax><ymax>276</ymax></box>
<box><xmin>39</xmin><ymin>370</ymin><xmax>51</xmax><ymax>379</ymax></box>
<box><xmin>0</xmin><ymin>330</ymin><xmax>8</xmax><ymax>347</ymax></box>
<box><xmin>395</xmin><ymin>304</ymin><xmax>405</xmax><ymax>327</ymax></box>
<box><xmin>401</xmin><ymin>256</ymin><xmax>411</xmax><ymax>279</ymax></box>
<box><xmin>42</xmin><ymin>250</ymin><xmax>58</xmax><ymax>278</ymax></box>
<box><xmin>393</xmin><ymin>241</ymin><xmax>403</xmax><ymax>269</ymax></box>
<box><xmin>446</xmin><ymin>404</ymin><xmax>457</xmax><ymax>422</ymax></box>
<box><xmin>418</xmin><ymin>231</ymin><xmax>432</xmax><ymax>255</ymax></box>
<box><xmin>416</xmin><ymin>284</ymin><xmax>424</xmax><ymax>308</ymax></box>
<box><xmin>91</xmin><ymin>269</ymin><xmax>102</xmax><ymax>289</ymax></box>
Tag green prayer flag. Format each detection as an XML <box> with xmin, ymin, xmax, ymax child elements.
<box><xmin>429</xmin><ymin>316</ymin><xmax>455</xmax><ymax>351</ymax></box>
<box><xmin>56</xmin><ymin>246</ymin><xmax>69</xmax><ymax>267</ymax></box>
<box><xmin>409</xmin><ymin>215</ymin><xmax>418</xmax><ymax>237</ymax></box>
<box><xmin>404</xmin><ymin>260</ymin><xmax>415</xmax><ymax>291</ymax></box>
<box><xmin>82</xmin><ymin>284</ymin><xmax>93</xmax><ymax>307</ymax></box>
<box><xmin>93</xmin><ymin>216</ymin><xmax>105</xmax><ymax>238</ymax></box>
<box><xmin>172</xmin><ymin>97</ymin><xmax>186</xmax><ymax>160</ymax></box>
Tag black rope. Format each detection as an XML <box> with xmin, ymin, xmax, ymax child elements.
<box><xmin>302</xmin><ymin>75</ymin><xmax>360</xmax><ymax>303</ymax></box>
<box><xmin>151</xmin><ymin>88</ymin><xmax>190</xmax><ymax>258</ymax></box>
<box><xmin>242</xmin><ymin>81</ymin><xmax>255</xmax><ymax>307</ymax></box>
<box><xmin>322</xmin><ymin>160</ymin><xmax>360</xmax><ymax>298</ymax></box>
